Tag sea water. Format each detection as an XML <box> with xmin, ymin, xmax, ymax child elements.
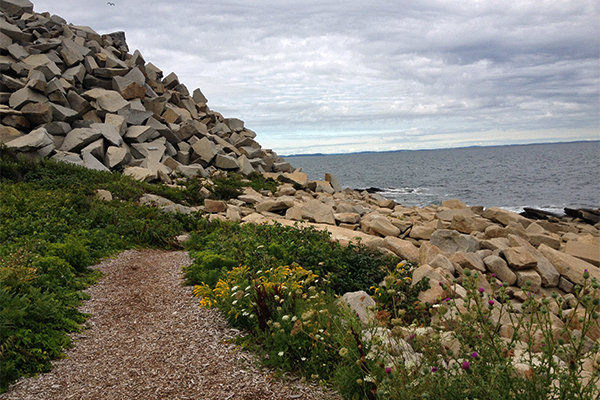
<box><xmin>284</xmin><ymin>141</ymin><xmax>600</xmax><ymax>213</ymax></box>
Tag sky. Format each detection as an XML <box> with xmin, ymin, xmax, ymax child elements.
<box><xmin>30</xmin><ymin>0</ymin><xmax>600</xmax><ymax>155</ymax></box>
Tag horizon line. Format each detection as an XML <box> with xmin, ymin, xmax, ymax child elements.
<box><xmin>281</xmin><ymin>139</ymin><xmax>600</xmax><ymax>158</ymax></box>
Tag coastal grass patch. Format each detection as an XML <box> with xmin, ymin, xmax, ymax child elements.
<box><xmin>0</xmin><ymin>151</ymin><xmax>207</xmax><ymax>392</ymax></box>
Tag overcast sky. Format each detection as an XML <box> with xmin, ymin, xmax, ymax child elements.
<box><xmin>31</xmin><ymin>0</ymin><xmax>599</xmax><ymax>155</ymax></box>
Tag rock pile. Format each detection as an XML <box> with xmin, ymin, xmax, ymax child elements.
<box><xmin>0</xmin><ymin>0</ymin><xmax>293</xmax><ymax>182</ymax></box>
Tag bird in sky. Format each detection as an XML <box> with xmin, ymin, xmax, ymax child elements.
<box><xmin>107</xmin><ymin>2</ymin><xmax>115</xmax><ymax>5</ymax></box>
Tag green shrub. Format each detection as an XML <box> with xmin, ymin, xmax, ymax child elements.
<box><xmin>185</xmin><ymin>222</ymin><xmax>394</xmax><ymax>295</ymax></box>
<box><xmin>208</xmin><ymin>172</ymin><xmax>278</xmax><ymax>200</ymax></box>
<box><xmin>47</xmin><ymin>236</ymin><xmax>92</xmax><ymax>273</ymax></box>
<box><xmin>183</xmin><ymin>250</ymin><xmax>238</xmax><ymax>287</ymax></box>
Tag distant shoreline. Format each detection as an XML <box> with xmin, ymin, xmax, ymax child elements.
<box><xmin>281</xmin><ymin>139</ymin><xmax>600</xmax><ymax>158</ymax></box>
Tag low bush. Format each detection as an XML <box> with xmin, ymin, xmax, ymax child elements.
<box><xmin>184</xmin><ymin>221</ymin><xmax>395</xmax><ymax>294</ymax></box>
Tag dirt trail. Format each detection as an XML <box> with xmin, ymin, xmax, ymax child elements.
<box><xmin>1</xmin><ymin>250</ymin><xmax>335</xmax><ymax>400</ymax></box>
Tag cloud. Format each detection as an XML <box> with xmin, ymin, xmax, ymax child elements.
<box><xmin>31</xmin><ymin>0</ymin><xmax>600</xmax><ymax>154</ymax></box>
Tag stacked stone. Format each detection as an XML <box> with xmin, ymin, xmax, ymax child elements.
<box><xmin>0</xmin><ymin>0</ymin><xmax>292</xmax><ymax>182</ymax></box>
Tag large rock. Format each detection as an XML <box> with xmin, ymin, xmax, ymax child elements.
<box><xmin>82</xmin><ymin>151</ymin><xmax>110</xmax><ymax>172</ymax></box>
<box><xmin>83</xmin><ymin>88</ymin><xmax>128</xmax><ymax>113</ymax></box>
<box><xmin>5</xmin><ymin>127</ymin><xmax>53</xmax><ymax>152</ymax></box>
<box><xmin>52</xmin><ymin>151</ymin><xmax>84</xmax><ymax>167</ymax></box>
<box><xmin>177</xmin><ymin>163</ymin><xmax>207</xmax><ymax>178</ymax></box>
<box><xmin>49</xmin><ymin>103</ymin><xmax>79</xmax><ymax>123</ymax></box>
<box><xmin>60</xmin><ymin>127</ymin><xmax>102</xmax><ymax>153</ymax></box>
<box><xmin>90</xmin><ymin>123</ymin><xmax>123</xmax><ymax>147</ymax></box>
<box><xmin>528</xmin><ymin>234</ymin><xmax>561</xmax><ymax>250</ymax></box>
<box><xmin>411</xmin><ymin>264</ymin><xmax>452</xmax><ymax>304</ymax></box>
<box><xmin>430</xmin><ymin>229</ymin><xmax>479</xmax><ymax>253</ymax></box>
<box><xmin>124</xmin><ymin>125</ymin><xmax>159</xmax><ymax>143</ymax></box>
<box><xmin>334</xmin><ymin>213</ymin><xmax>361</xmax><ymax>224</ymax></box>
<box><xmin>104</xmin><ymin>146</ymin><xmax>131</xmax><ymax>169</ymax></box>
<box><xmin>409</xmin><ymin>225</ymin><xmax>436</xmax><ymax>240</ymax></box>
<box><xmin>308</xmin><ymin>180</ymin><xmax>334</xmax><ymax>194</ymax></box>
<box><xmin>9</xmin><ymin>87</ymin><xmax>48</xmax><ymax>110</ymax></box>
<box><xmin>507</xmin><ymin>234</ymin><xmax>560</xmax><ymax>287</ymax></box>
<box><xmin>419</xmin><ymin>242</ymin><xmax>444</xmax><ymax>266</ymax></box>
<box><xmin>213</xmin><ymin>153</ymin><xmax>240</xmax><ymax>170</ymax></box>
<box><xmin>122</xmin><ymin>166</ymin><xmax>155</xmax><ymax>182</ymax></box>
<box><xmin>514</xmin><ymin>270</ymin><xmax>542</xmax><ymax>293</ymax></box>
<box><xmin>0</xmin><ymin>0</ymin><xmax>34</xmax><ymax>17</ymax></box>
<box><xmin>237</xmin><ymin>154</ymin><xmax>254</xmax><ymax>175</ymax></box>
<box><xmin>539</xmin><ymin>244</ymin><xmax>600</xmax><ymax>287</ymax></box>
<box><xmin>483</xmin><ymin>255</ymin><xmax>517</xmax><ymax>285</ymax></box>
<box><xmin>449</xmin><ymin>214</ymin><xmax>493</xmax><ymax>234</ymax></box>
<box><xmin>449</xmin><ymin>252</ymin><xmax>486</xmax><ymax>273</ymax></box>
<box><xmin>0</xmin><ymin>18</ymin><xmax>33</xmax><ymax>42</ymax></box>
<box><xmin>482</xmin><ymin>207</ymin><xmax>531</xmax><ymax>228</ymax></box>
<box><xmin>565</xmin><ymin>240</ymin><xmax>600</xmax><ymax>267</ymax></box>
<box><xmin>60</xmin><ymin>38</ymin><xmax>90</xmax><ymax>66</ymax></box>
<box><xmin>501</xmin><ymin>246</ymin><xmax>538</xmax><ymax>270</ymax></box>
<box><xmin>325</xmin><ymin>172</ymin><xmax>343</xmax><ymax>193</ymax></box>
<box><xmin>367</xmin><ymin>216</ymin><xmax>401</xmax><ymax>237</ymax></box>
<box><xmin>429</xmin><ymin>254</ymin><xmax>455</xmax><ymax>275</ymax></box>
<box><xmin>384</xmin><ymin>237</ymin><xmax>419</xmax><ymax>262</ymax></box>
<box><xmin>436</xmin><ymin>208</ymin><xmax>475</xmax><ymax>222</ymax></box>
<box><xmin>191</xmin><ymin>137</ymin><xmax>217</xmax><ymax>163</ymax></box>
<box><xmin>204</xmin><ymin>199</ymin><xmax>227</xmax><ymax>213</ymax></box>
<box><xmin>279</xmin><ymin>171</ymin><xmax>308</xmax><ymax>187</ymax></box>
<box><xmin>441</xmin><ymin>199</ymin><xmax>468</xmax><ymax>209</ymax></box>
<box><xmin>341</xmin><ymin>291</ymin><xmax>376</xmax><ymax>325</ymax></box>
<box><xmin>20</xmin><ymin>102</ymin><xmax>53</xmax><ymax>126</ymax></box>
<box><xmin>255</xmin><ymin>198</ymin><xmax>294</xmax><ymax>213</ymax></box>
<box><xmin>301</xmin><ymin>199</ymin><xmax>336</xmax><ymax>225</ymax></box>
<box><xmin>131</xmin><ymin>141</ymin><xmax>166</xmax><ymax>161</ymax></box>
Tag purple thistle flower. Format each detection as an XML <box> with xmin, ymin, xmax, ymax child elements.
<box><xmin>462</xmin><ymin>361</ymin><xmax>470</xmax><ymax>370</ymax></box>
<box><xmin>385</xmin><ymin>367</ymin><xmax>392</xmax><ymax>373</ymax></box>
<box><xmin>478</xmin><ymin>287</ymin><xmax>485</xmax><ymax>293</ymax></box>
<box><xmin>444</xmin><ymin>297</ymin><xmax>451</xmax><ymax>302</ymax></box>
<box><xmin>431</xmin><ymin>367</ymin><xmax>438</xmax><ymax>373</ymax></box>
<box><xmin>488</xmin><ymin>300</ymin><xmax>494</xmax><ymax>306</ymax></box>
<box><xmin>472</xmin><ymin>352</ymin><xmax>478</xmax><ymax>359</ymax></box>
<box><xmin>491</xmin><ymin>273</ymin><xmax>496</xmax><ymax>278</ymax></box>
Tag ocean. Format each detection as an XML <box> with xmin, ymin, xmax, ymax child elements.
<box><xmin>284</xmin><ymin>141</ymin><xmax>600</xmax><ymax>214</ymax></box>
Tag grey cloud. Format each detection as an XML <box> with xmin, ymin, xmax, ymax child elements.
<box><xmin>31</xmin><ymin>0</ymin><xmax>599</xmax><ymax>154</ymax></box>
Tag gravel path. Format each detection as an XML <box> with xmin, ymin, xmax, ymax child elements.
<box><xmin>1</xmin><ymin>249</ymin><xmax>338</xmax><ymax>400</ymax></box>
